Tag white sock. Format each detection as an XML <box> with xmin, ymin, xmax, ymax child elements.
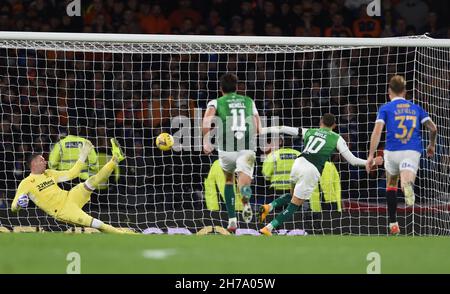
<box><xmin>112</xmin><ymin>155</ymin><xmax>119</xmax><ymax>164</ymax></box>
<box><xmin>228</xmin><ymin>217</ymin><xmax>237</xmax><ymax>224</ymax></box>
<box><xmin>84</xmin><ymin>181</ymin><xmax>95</xmax><ymax>191</ymax></box>
<box><xmin>266</xmin><ymin>223</ymin><xmax>274</xmax><ymax>231</ymax></box>
<box><xmin>91</xmin><ymin>218</ymin><xmax>104</xmax><ymax>229</ymax></box>
<box><xmin>268</xmin><ymin>203</ymin><xmax>273</xmax><ymax>212</ymax></box>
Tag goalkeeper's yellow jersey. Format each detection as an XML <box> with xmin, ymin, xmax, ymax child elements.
<box><xmin>11</xmin><ymin>161</ymin><xmax>84</xmax><ymax>217</ymax></box>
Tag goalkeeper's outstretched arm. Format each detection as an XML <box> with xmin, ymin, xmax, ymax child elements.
<box><xmin>48</xmin><ymin>141</ymin><xmax>94</xmax><ymax>183</ymax></box>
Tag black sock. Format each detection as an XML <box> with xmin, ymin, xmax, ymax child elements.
<box><xmin>386</xmin><ymin>189</ymin><xmax>398</xmax><ymax>224</ymax></box>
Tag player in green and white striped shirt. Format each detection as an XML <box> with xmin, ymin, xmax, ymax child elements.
<box><xmin>260</xmin><ymin>113</ymin><xmax>383</xmax><ymax>236</ymax></box>
<box><xmin>203</xmin><ymin>73</ymin><xmax>262</xmax><ymax>233</ymax></box>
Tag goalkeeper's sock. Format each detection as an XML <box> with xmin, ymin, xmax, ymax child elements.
<box><xmin>240</xmin><ymin>185</ymin><xmax>252</xmax><ymax>203</ymax></box>
<box><xmin>224</xmin><ymin>184</ymin><xmax>236</xmax><ymax>219</ymax></box>
<box><xmin>269</xmin><ymin>193</ymin><xmax>291</xmax><ymax>212</ymax></box>
<box><xmin>268</xmin><ymin>202</ymin><xmax>300</xmax><ymax>231</ymax></box>
<box><xmin>99</xmin><ymin>223</ymin><xmax>124</xmax><ymax>234</ymax></box>
<box><xmin>91</xmin><ymin>218</ymin><xmax>123</xmax><ymax>234</ymax></box>
<box><xmin>386</xmin><ymin>187</ymin><xmax>398</xmax><ymax>224</ymax></box>
<box><xmin>85</xmin><ymin>160</ymin><xmax>116</xmax><ymax>190</ymax></box>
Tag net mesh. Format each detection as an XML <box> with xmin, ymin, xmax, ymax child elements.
<box><xmin>0</xmin><ymin>35</ymin><xmax>449</xmax><ymax>235</ymax></box>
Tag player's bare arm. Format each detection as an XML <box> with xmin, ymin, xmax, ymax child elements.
<box><xmin>260</xmin><ymin>125</ymin><xmax>303</xmax><ymax>137</ymax></box>
<box><xmin>253</xmin><ymin>112</ymin><xmax>262</xmax><ymax>135</ymax></box>
<box><xmin>202</xmin><ymin>105</ymin><xmax>216</xmax><ymax>155</ymax></box>
<box><xmin>424</xmin><ymin>119</ymin><xmax>438</xmax><ymax>157</ymax></box>
<box><xmin>366</xmin><ymin>121</ymin><xmax>384</xmax><ymax>173</ymax></box>
<box><xmin>335</xmin><ymin>136</ymin><xmax>383</xmax><ymax>170</ymax></box>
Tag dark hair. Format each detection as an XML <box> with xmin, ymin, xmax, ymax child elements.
<box><xmin>389</xmin><ymin>75</ymin><xmax>406</xmax><ymax>95</ymax></box>
<box><xmin>27</xmin><ymin>153</ymin><xmax>42</xmax><ymax>169</ymax></box>
<box><xmin>321</xmin><ymin>113</ymin><xmax>336</xmax><ymax>128</ymax></box>
<box><xmin>220</xmin><ymin>73</ymin><xmax>238</xmax><ymax>93</ymax></box>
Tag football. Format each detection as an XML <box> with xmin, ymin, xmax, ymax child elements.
<box><xmin>156</xmin><ymin>133</ymin><xmax>174</xmax><ymax>151</ymax></box>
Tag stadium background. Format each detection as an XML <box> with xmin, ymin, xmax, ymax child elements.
<box><xmin>0</xmin><ymin>0</ymin><xmax>449</xmax><ymax>234</ymax></box>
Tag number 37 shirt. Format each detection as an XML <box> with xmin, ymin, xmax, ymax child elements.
<box><xmin>376</xmin><ymin>97</ymin><xmax>430</xmax><ymax>152</ymax></box>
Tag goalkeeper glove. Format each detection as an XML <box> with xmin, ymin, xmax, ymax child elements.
<box><xmin>79</xmin><ymin>140</ymin><xmax>94</xmax><ymax>162</ymax></box>
<box><xmin>17</xmin><ymin>194</ymin><xmax>29</xmax><ymax>209</ymax></box>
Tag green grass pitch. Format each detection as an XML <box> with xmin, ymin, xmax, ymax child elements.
<box><xmin>1</xmin><ymin>233</ymin><xmax>449</xmax><ymax>274</ymax></box>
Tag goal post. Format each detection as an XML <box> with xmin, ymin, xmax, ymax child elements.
<box><xmin>0</xmin><ymin>32</ymin><xmax>449</xmax><ymax>235</ymax></box>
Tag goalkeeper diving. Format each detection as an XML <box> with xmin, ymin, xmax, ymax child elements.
<box><xmin>11</xmin><ymin>138</ymin><xmax>129</xmax><ymax>234</ymax></box>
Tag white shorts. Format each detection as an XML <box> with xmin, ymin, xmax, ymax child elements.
<box><xmin>290</xmin><ymin>157</ymin><xmax>321</xmax><ymax>200</ymax></box>
<box><xmin>218</xmin><ymin>150</ymin><xmax>256</xmax><ymax>178</ymax></box>
<box><xmin>384</xmin><ymin>150</ymin><xmax>421</xmax><ymax>175</ymax></box>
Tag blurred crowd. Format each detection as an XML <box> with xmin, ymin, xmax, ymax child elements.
<box><xmin>0</xmin><ymin>0</ymin><xmax>449</xmax><ymax>38</ymax></box>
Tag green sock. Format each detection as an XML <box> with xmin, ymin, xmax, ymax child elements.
<box><xmin>240</xmin><ymin>185</ymin><xmax>252</xmax><ymax>202</ymax></box>
<box><xmin>270</xmin><ymin>203</ymin><xmax>300</xmax><ymax>229</ymax></box>
<box><xmin>270</xmin><ymin>193</ymin><xmax>291</xmax><ymax>210</ymax></box>
<box><xmin>224</xmin><ymin>184</ymin><xmax>236</xmax><ymax>218</ymax></box>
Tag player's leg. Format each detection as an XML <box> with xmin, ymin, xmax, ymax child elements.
<box><xmin>400</xmin><ymin>170</ymin><xmax>416</xmax><ymax>206</ymax></box>
<box><xmin>223</xmin><ymin>170</ymin><xmax>238</xmax><ymax>232</ymax></box>
<box><xmin>258</xmin><ymin>192</ymin><xmax>291</xmax><ymax>223</ymax></box>
<box><xmin>260</xmin><ymin>158</ymin><xmax>320</xmax><ymax>236</ymax></box>
<box><xmin>84</xmin><ymin>159</ymin><xmax>116</xmax><ymax>192</ymax></box>
<box><xmin>68</xmin><ymin>183</ymin><xmax>93</xmax><ymax>209</ymax></box>
<box><xmin>57</xmin><ymin>202</ymin><xmax>126</xmax><ymax>234</ymax></box>
<box><xmin>61</xmin><ymin>138</ymin><xmax>130</xmax><ymax>234</ymax></box>
<box><xmin>236</xmin><ymin>171</ymin><xmax>253</xmax><ymax>223</ymax></box>
<box><xmin>84</xmin><ymin>138</ymin><xmax>125</xmax><ymax>191</ymax></box>
<box><xmin>91</xmin><ymin>218</ymin><xmax>129</xmax><ymax>234</ymax></box>
<box><xmin>236</xmin><ymin>150</ymin><xmax>256</xmax><ymax>223</ymax></box>
<box><xmin>260</xmin><ymin>183</ymin><xmax>309</xmax><ymax>236</ymax></box>
<box><xmin>399</xmin><ymin>151</ymin><xmax>421</xmax><ymax>206</ymax></box>
<box><xmin>384</xmin><ymin>150</ymin><xmax>400</xmax><ymax>235</ymax></box>
<box><xmin>218</xmin><ymin>151</ymin><xmax>238</xmax><ymax>232</ymax></box>
<box><xmin>386</xmin><ymin>172</ymin><xmax>400</xmax><ymax>235</ymax></box>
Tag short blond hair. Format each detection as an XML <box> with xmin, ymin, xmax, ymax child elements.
<box><xmin>389</xmin><ymin>75</ymin><xmax>406</xmax><ymax>95</ymax></box>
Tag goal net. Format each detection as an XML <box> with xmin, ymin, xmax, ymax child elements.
<box><xmin>0</xmin><ymin>33</ymin><xmax>449</xmax><ymax>235</ymax></box>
